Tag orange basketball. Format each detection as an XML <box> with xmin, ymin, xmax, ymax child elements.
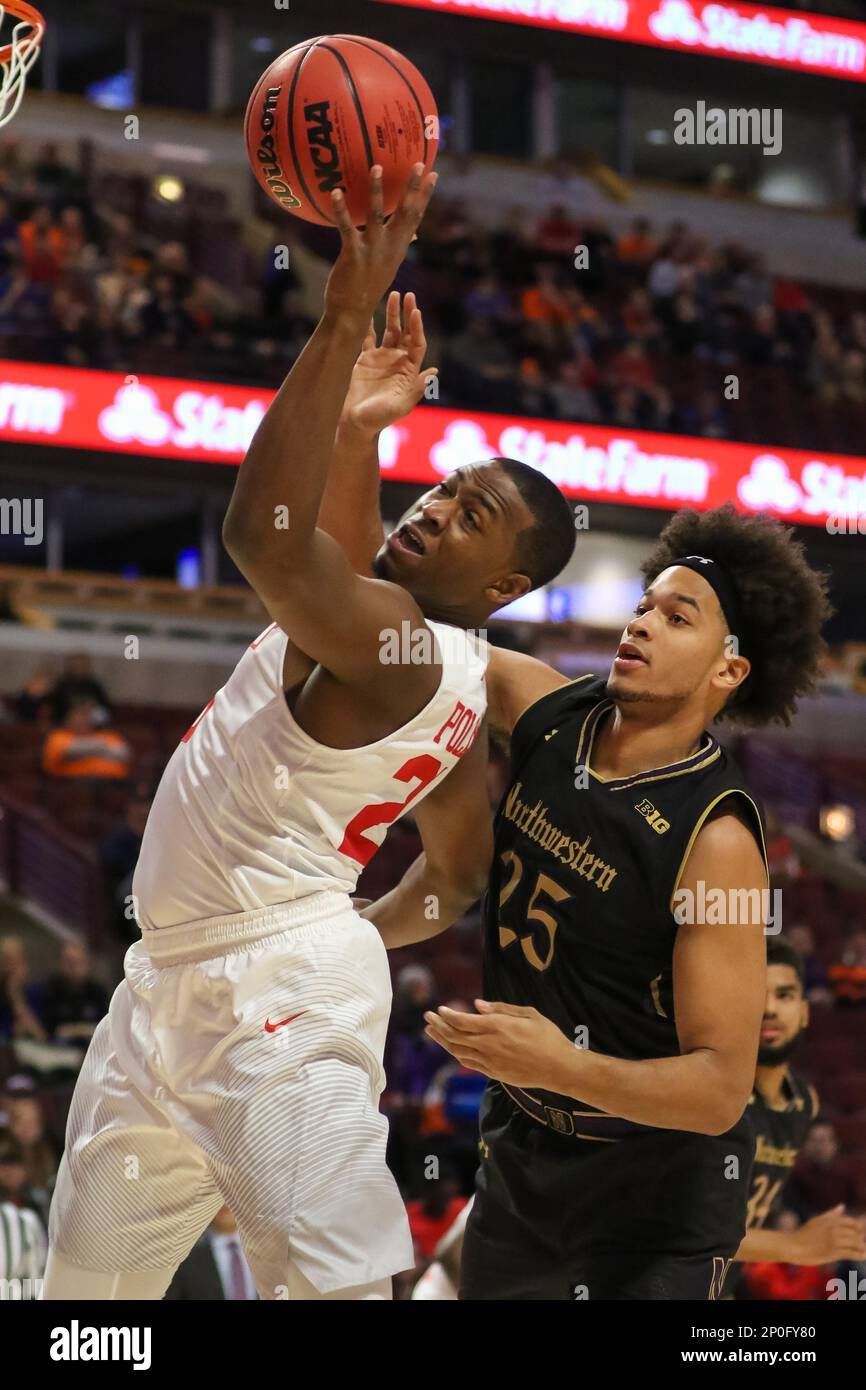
<box><xmin>244</xmin><ymin>34</ymin><xmax>439</xmax><ymax>227</ymax></box>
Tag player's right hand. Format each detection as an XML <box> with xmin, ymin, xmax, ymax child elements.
<box><xmin>324</xmin><ymin>164</ymin><xmax>437</xmax><ymax>327</ymax></box>
<box><xmin>340</xmin><ymin>291</ymin><xmax>438</xmax><ymax>436</ymax></box>
<box><xmin>792</xmin><ymin>1205</ymin><xmax>866</xmax><ymax>1265</ymax></box>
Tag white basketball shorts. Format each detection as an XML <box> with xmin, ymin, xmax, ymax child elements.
<box><xmin>48</xmin><ymin>891</ymin><xmax>414</xmax><ymax>1296</ymax></box>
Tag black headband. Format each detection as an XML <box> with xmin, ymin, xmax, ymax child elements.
<box><xmin>670</xmin><ymin>555</ymin><xmax>746</xmax><ymax>656</ymax></box>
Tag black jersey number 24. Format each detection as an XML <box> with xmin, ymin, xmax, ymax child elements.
<box><xmin>497</xmin><ymin>849</ymin><xmax>572</xmax><ymax>971</ymax></box>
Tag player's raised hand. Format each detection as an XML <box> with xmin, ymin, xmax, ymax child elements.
<box><xmin>341</xmin><ymin>290</ymin><xmax>438</xmax><ymax>436</ymax></box>
<box><xmin>324</xmin><ymin>163</ymin><xmax>437</xmax><ymax>326</ymax></box>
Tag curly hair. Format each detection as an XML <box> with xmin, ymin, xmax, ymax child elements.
<box><xmin>640</xmin><ymin>504</ymin><xmax>833</xmax><ymax>728</ymax></box>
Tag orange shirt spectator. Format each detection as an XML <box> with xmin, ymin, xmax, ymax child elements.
<box><xmin>617</xmin><ymin>218</ymin><xmax>657</xmax><ymax>266</ymax></box>
<box><xmin>19</xmin><ymin>205</ymin><xmax>64</xmax><ymax>283</ymax></box>
<box><xmin>43</xmin><ymin>701</ymin><xmax>131</xmax><ymax>780</ymax></box>
<box><xmin>521</xmin><ymin>265</ymin><xmax>573</xmax><ymax>326</ymax></box>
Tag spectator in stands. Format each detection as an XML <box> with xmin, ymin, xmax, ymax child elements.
<box><xmin>0</xmin><ymin>192</ymin><xmax>18</xmax><ymax>255</ymax></box>
<box><xmin>534</xmin><ymin>203</ymin><xmax>582</xmax><ymax>258</ymax></box>
<box><xmin>787</xmin><ymin>1122</ymin><xmax>861</xmax><ymax>1220</ymax></box>
<box><xmin>6</xmin><ymin>1094</ymin><xmax>58</xmax><ymax>1222</ymax></box>
<box><xmin>828</xmin><ymin>928</ymin><xmax>866</xmax><ymax>1008</ymax></box>
<box><xmin>42</xmin><ymin>698</ymin><xmax>131</xmax><ymax>781</ymax></box>
<box><xmin>616</xmin><ymin>216</ymin><xmax>657</xmax><ymax>268</ymax></box>
<box><xmin>0</xmin><ymin>936</ymin><xmax>46</xmax><ymax>1043</ymax></box>
<box><xmin>51</xmin><ymin>652</ymin><xmax>110</xmax><ymax>722</ymax></box>
<box><xmin>99</xmin><ymin>791</ymin><xmax>151</xmax><ymax>943</ymax></box>
<box><xmin>786</xmin><ymin>924</ymin><xmax>832</xmax><ymax>1002</ymax></box>
<box><xmin>0</xmin><ymin>1129</ymin><xmax>36</xmax><ymax>1209</ymax></box>
<box><xmin>445</xmin><ymin>317</ymin><xmax>515</xmax><ymax>410</ymax></box>
<box><xmin>0</xmin><ymin>1195</ymin><xmax>47</xmax><ymax>1286</ymax></box>
<box><xmin>549</xmin><ymin>357</ymin><xmax>600</xmax><ymax>422</ymax></box>
<box><xmin>392</xmin><ymin>965</ymin><xmax>437</xmax><ymax>1042</ymax></box>
<box><xmin>40</xmin><ymin>942</ymin><xmax>108</xmax><ymax>1045</ymax></box>
<box><xmin>406</xmin><ymin>1173</ymin><xmax>466</xmax><ymax>1263</ymax></box>
<box><xmin>17</xmin><ymin>202</ymin><xmax>65</xmax><ymax>290</ymax></box>
<box><xmin>165</xmin><ymin>1204</ymin><xmax>257</xmax><ymax>1300</ymax></box>
<box><xmin>12</xmin><ymin>663</ymin><xmax>55</xmax><ymax>724</ymax></box>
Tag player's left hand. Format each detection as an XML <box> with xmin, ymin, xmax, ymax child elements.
<box><xmin>341</xmin><ymin>291</ymin><xmax>438</xmax><ymax>436</ymax></box>
<box><xmin>424</xmin><ymin>1000</ymin><xmax>573</xmax><ymax>1089</ymax></box>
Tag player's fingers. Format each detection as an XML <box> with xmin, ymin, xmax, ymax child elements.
<box><xmin>406</xmin><ymin>304</ymin><xmax>427</xmax><ymax>367</ymax></box>
<box><xmin>390</xmin><ymin>164</ymin><xmax>435</xmax><ymax>240</ymax></box>
<box><xmin>433</xmin><ymin>1005</ymin><xmax>488</xmax><ymax>1033</ymax></box>
<box><xmin>383</xmin><ymin>290</ymin><xmax>402</xmax><ymax>348</ymax></box>
<box><xmin>367</xmin><ymin>164</ymin><xmax>386</xmax><ymax>235</ymax></box>
<box><xmin>331</xmin><ymin>187</ymin><xmax>358</xmax><ymax>245</ymax></box>
<box><xmin>361</xmin><ymin>319</ymin><xmax>377</xmax><ymax>352</ymax></box>
<box><xmin>475</xmin><ymin>999</ymin><xmax>536</xmax><ymax>1018</ymax></box>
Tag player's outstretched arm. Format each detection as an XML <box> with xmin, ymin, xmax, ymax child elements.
<box><xmin>223</xmin><ymin>165</ymin><xmax>439</xmax><ymax>700</ymax></box>
<box><xmin>361</xmin><ymin>720</ymin><xmax>493</xmax><ymax>948</ymax></box>
<box><xmin>318</xmin><ymin>290</ymin><xmax>437</xmax><ymax>577</ymax></box>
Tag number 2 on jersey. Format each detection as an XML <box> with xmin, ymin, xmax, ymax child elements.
<box><xmin>339</xmin><ymin>754</ymin><xmax>442</xmax><ymax>867</ymax></box>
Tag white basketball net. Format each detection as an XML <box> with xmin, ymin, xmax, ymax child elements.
<box><xmin>0</xmin><ymin>2</ymin><xmax>44</xmax><ymax>129</ymax></box>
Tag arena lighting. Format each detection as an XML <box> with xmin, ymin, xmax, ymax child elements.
<box><xmin>152</xmin><ymin>174</ymin><xmax>185</xmax><ymax>204</ymax></box>
<box><xmin>372</xmin><ymin>0</ymin><xmax>866</xmax><ymax>85</ymax></box>
<box><xmin>820</xmin><ymin>804</ymin><xmax>856</xmax><ymax>841</ymax></box>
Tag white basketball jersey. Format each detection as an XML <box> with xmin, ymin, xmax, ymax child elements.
<box><xmin>133</xmin><ymin>621</ymin><xmax>488</xmax><ymax>931</ymax></box>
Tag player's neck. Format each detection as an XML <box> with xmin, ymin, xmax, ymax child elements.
<box><xmin>754</xmin><ymin>1063</ymin><xmax>789</xmax><ymax>1108</ymax></box>
<box><xmin>591</xmin><ymin>703</ymin><xmax>706</xmax><ymax>780</ymax></box>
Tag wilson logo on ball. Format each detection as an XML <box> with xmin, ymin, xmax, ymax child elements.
<box><xmin>257</xmin><ymin>86</ymin><xmax>301</xmax><ymax>210</ymax></box>
<box><xmin>304</xmin><ymin>101</ymin><xmax>345</xmax><ymax>197</ymax></box>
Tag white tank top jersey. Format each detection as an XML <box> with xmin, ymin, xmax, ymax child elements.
<box><xmin>132</xmin><ymin>621</ymin><xmax>489</xmax><ymax>931</ymax></box>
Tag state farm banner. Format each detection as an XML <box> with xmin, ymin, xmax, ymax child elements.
<box><xmin>372</xmin><ymin>0</ymin><xmax>866</xmax><ymax>83</ymax></box>
<box><xmin>0</xmin><ymin>359</ymin><xmax>864</xmax><ymax>528</ymax></box>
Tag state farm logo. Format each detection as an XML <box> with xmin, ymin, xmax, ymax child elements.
<box><xmin>428</xmin><ymin>418</ymin><xmax>712</xmax><ymax>504</ymax></box>
<box><xmin>98</xmin><ymin>378</ymin><xmax>266</xmax><ymax>454</ymax></box>
<box><xmin>737</xmin><ymin>452</ymin><xmax>866</xmax><ymax>517</ymax></box>
<box><xmin>648</xmin><ymin>0</ymin><xmax>866</xmax><ymax>75</ymax></box>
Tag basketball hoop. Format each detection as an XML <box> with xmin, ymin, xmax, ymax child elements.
<box><xmin>0</xmin><ymin>1</ymin><xmax>44</xmax><ymax>129</ymax></box>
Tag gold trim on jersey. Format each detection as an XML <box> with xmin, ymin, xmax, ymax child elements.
<box><xmin>649</xmin><ymin>973</ymin><xmax>669</xmax><ymax>1019</ymax></box>
<box><xmin>576</xmin><ymin>700</ymin><xmax>722</xmax><ymax>791</ymax></box>
<box><xmin>669</xmin><ymin>789</ymin><xmax>770</xmax><ymax>913</ymax></box>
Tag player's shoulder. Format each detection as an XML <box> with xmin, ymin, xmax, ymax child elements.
<box><xmin>510</xmin><ymin>671</ymin><xmax>603</xmax><ymax>768</ymax></box>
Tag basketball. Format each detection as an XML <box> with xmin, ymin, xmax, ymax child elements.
<box><xmin>244</xmin><ymin>34</ymin><xmax>439</xmax><ymax>227</ymax></box>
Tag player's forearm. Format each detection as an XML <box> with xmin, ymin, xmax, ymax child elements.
<box><xmin>223</xmin><ymin>311</ymin><xmax>367</xmax><ymax>569</ymax></box>
<box><xmin>734</xmin><ymin>1227</ymin><xmax>799</xmax><ymax>1263</ymax></box>
<box><xmin>361</xmin><ymin>853</ymin><xmax>486</xmax><ymax>949</ymax></box>
<box><xmin>547</xmin><ymin>1044</ymin><xmax>747</xmax><ymax>1136</ymax></box>
<box><xmin>317</xmin><ymin>422</ymin><xmax>385</xmax><ymax>576</ymax></box>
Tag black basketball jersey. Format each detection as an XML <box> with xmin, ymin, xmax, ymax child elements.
<box><xmin>482</xmin><ymin>675</ymin><xmax>769</xmax><ymax>1129</ymax></box>
<box><xmin>744</xmin><ymin>1069</ymin><xmax>819</xmax><ymax>1230</ymax></box>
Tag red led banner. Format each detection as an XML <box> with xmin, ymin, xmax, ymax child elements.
<box><xmin>0</xmin><ymin>359</ymin><xmax>864</xmax><ymax>528</ymax></box>
<box><xmin>372</xmin><ymin>0</ymin><xmax>866</xmax><ymax>84</ymax></box>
